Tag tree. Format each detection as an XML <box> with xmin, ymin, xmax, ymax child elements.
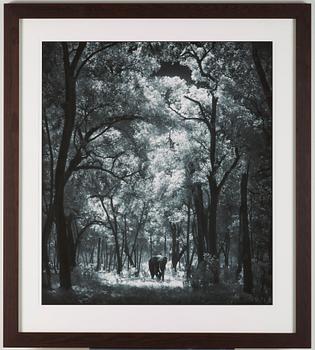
<box><xmin>42</xmin><ymin>41</ymin><xmax>272</xmax><ymax>303</ymax></box>
<box><xmin>239</xmin><ymin>167</ymin><xmax>253</xmax><ymax>293</ymax></box>
<box><xmin>54</xmin><ymin>43</ymin><xmax>87</xmax><ymax>289</ymax></box>
<box><xmin>44</xmin><ymin>42</ymin><xmax>159</xmax><ymax>288</ymax></box>
<box><xmin>164</xmin><ymin>44</ymin><xmax>241</xmax><ymax>277</ymax></box>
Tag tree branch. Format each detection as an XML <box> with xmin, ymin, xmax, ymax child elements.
<box><xmin>74</xmin><ymin>164</ymin><xmax>139</xmax><ymax>182</ymax></box>
<box><xmin>70</xmin><ymin>42</ymin><xmax>87</xmax><ymax>72</ymax></box>
<box><xmin>97</xmin><ymin>197</ymin><xmax>117</xmax><ymax>235</ymax></box>
<box><xmin>77</xmin><ymin>220</ymin><xmax>106</xmax><ymax>240</ymax></box>
<box><xmin>168</xmin><ymin>104</ymin><xmax>208</xmax><ymax>126</ymax></box>
<box><xmin>62</xmin><ymin>43</ymin><xmax>70</xmax><ymax>72</ymax></box>
<box><xmin>75</xmin><ymin>43</ymin><xmax>118</xmax><ymax>79</ymax></box>
<box><xmin>218</xmin><ymin>147</ymin><xmax>240</xmax><ymax>192</ymax></box>
<box><xmin>186</xmin><ymin>45</ymin><xmax>217</xmax><ymax>83</ymax></box>
<box><xmin>43</xmin><ymin>108</ymin><xmax>54</xmax><ymax>207</ymax></box>
<box><xmin>184</xmin><ymin>96</ymin><xmax>207</xmax><ymax>118</ymax></box>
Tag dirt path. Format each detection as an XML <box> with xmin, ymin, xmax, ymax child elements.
<box><xmin>43</xmin><ymin>270</ymin><xmax>248</xmax><ymax>305</ymax></box>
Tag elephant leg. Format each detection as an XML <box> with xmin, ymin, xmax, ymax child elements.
<box><xmin>154</xmin><ymin>266</ymin><xmax>159</xmax><ymax>279</ymax></box>
<box><xmin>149</xmin><ymin>264</ymin><xmax>155</xmax><ymax>279</ymax></box>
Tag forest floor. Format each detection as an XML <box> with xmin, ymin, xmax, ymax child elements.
<box><xmin>43</xmin><ymin>264</ymin><xmax>256</xmax><ymax>305</ymax></box>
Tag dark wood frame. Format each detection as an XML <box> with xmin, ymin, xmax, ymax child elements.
<box><xmin>3</xmin><ymin>3</ymin><xmax>311</xmax><ymax>348</ymax></box>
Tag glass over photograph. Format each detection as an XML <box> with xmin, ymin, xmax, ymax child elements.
<box><xmin>42</xmin><ymin>41</ymin><xmax>272</xmax><ymax>305</ymax></box>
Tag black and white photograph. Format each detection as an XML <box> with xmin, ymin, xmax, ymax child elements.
<box><xmin>42</xmin><ymin>41</ymin><xmax>272</xmax><ymax>305</ymax></box>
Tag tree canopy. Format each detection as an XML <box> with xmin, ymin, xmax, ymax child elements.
<box><xmin>42</xmin><ymin>41</ymin><xmax>272</xmax><ymax>305</ymax></box>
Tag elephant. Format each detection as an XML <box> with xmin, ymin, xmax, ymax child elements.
<box><xmin>149</xmin><ymin>255</ymin><xmax>167</xmax><ymax>281</ymax></box>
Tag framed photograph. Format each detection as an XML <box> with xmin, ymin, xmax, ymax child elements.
<box><xmin>3</xmin><ymin>3</ymin><xmax>311</xmax><ymax>348</ymax></box>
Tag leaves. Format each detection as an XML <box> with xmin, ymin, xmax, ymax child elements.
<box><xmin>43</xmin><ymin>41</ymin><xmax>272</xmax><ymax>298</ymax></box>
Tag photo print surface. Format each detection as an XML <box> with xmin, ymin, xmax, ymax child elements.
<box><xmin>42</xmin><ymin>42</ymin><xmax>272</xmax><ymax>305</ymax></box>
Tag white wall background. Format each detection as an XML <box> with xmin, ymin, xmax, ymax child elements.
<box><xmin>0</xmin><ymin>0</ymin><xmax>313</xmax><ymax>349</ymax></box>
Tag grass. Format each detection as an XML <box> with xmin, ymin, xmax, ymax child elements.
<box><xmin>42</xmin><ymin>268</ymin><xmax>257</xmax><ymax>305</ymax></box>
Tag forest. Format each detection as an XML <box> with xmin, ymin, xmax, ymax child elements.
<box><xmin>42</xmin><ymin>41</ymin><xmax>272</xmax><ymax>305</ymax></box>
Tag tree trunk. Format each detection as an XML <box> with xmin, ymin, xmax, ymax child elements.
<box><xmin>164</xmin><ymin>231</ymin><xmax>167</xmax><ymax>256</ymax></box>
<box><xmin>103</xmin><ymin>239</ymin><xmax>108</xmax><ymax>270</ymax></box>
<box><xmin>249</xmin><ymin>195</ymin><xmax>255</xmax><ymax>258</ymax></box>
<box><xmin>236</xmin><ymin>217</ymin><xmax>243</xmax><ymax>280</ymax></box>
<box><xmin>66</xmin><ymin>217</ymin><xmax>76</xmax><ymax>270</ymax></box>
<box><xmin>42</xmin><ymin>108</ymin><xmax>55</xmax><ymax>290</ymax></box>
<box><xmin>240</xmin><ymin>170</ymin><xmax>253</xmax><ymax>294</ymax></box>
<box><xmin>42</xmin><ymin>203</ymin><xmax>56</xmax><ymax>289</ymax></box>
<box><xmin>187</xmin><ymin>249</ymin><xmax>195</xmax><ymax>277</ymax></box>
<box><xmin>95</xmin><ymin>237</ymin><xmax>102</xmax><ymax>271</ymax></box>
<box><xmin>134</xmin><ymin>245</ymin><xmax>138</xmax><ymax>269</ymax></box>
<box><xmin>192</xmin><ymin>183</ymin><xmax>206</xmax><ymax>264</ymax></box>
<box><xmin>108</xmin><ymin>248</ymin><xmax>113</xmax><ymax>272</ymax></box>
<box><xmin>186</xmin><ymin>202</ymin><xmax>191</xmax><ymax>278</ymax></box>
<box><xmin>252</xmin><ymin>43</ymin><xmax>272</xmax><ymax>113</ymax></box>
<box><xmin>42</xmin><ymin>225</ymin><xmax>52</xmax><ymax>289</ymax></box>
<box><xmin>53</xmin><ymin>247</ymin><xmax>58</xmax><ymax>273</ymax></box>
<box><xmin>150</xmin><ymin>232</ymin><xmax>153</xmax><ymax>258</ymax></box>
<box><xmin>54</xmin><ymin>43</ymin><xmax>86</xmax><ymax>289</ymax></box>
<box><xmin>224</xmin><ymin>231</ymin><xmax>230</xmax><ymax>268</ymax></box>
<box><xmin>171</xmin><ymin>223</ymin><xmax>187</xmax><ymax>272</ymax></box>
<box><xmin>114</xmin><ymin>234</ymin><xmax>122</xmax><ymax>274</ymax></box>
<box><xmin>113</xmin><ymin>253</ymin><xmax>117</xmax><ymax>272</ymax></box>
<box><xmin>171</xmin><ymin>223</ymin><xmax>178</xmax><ymax>271</ymax></box>
<box><xmin>137</xmin><ymin>245</ymin><xmax>143</xmax><ymax>275</ymax></box>
<box><xmin>90</xmin><ymin>245</ymin><xmax>95</xmax><ymax>264</ymax></box>
<box><xmin>124</xmin><ymin>234</ymin><xmax>135</xmax><ymax>268</ymax></box>
<box><xmin>208</xmin><ymin>178</ymin><xmax>218</xmax><ymax>256</ymax></box>
<box><xmin>83</xmin><ymin>252</ymin><xmax>88</xmax><ymax>267</ymax></box>
<box><xmin>76</xmin><ymin>242</ymin><xmax>81</xmax><ymax>266</ymax></box>
<box><xmin>125</xmin><ymin>245</ymin><xmax>135</xmax><ymax>269</ymax></box>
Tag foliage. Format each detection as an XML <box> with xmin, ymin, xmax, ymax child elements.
<box><xmin>42</xmin><ymin>41</ymin><xmax>272</xmax><ymax>304</ymax></box>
